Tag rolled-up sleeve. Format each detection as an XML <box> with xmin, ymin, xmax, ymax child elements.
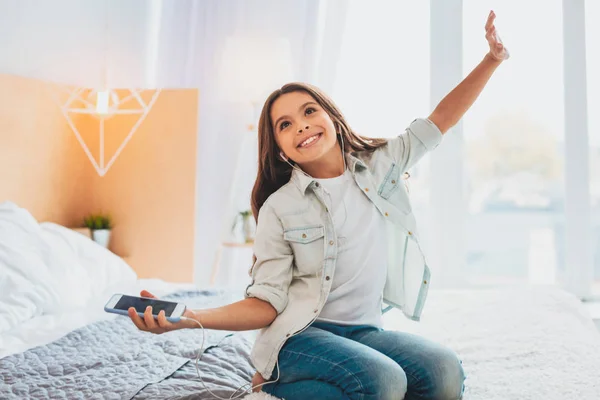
<box><xmin>244</xmin><ymin>202</ymin><xmax>293</xmax><ymax>314</ymax></box>
<box><xmin>385</xmin><ymin>118</ymin><xmax>443</xmax><ymax>172</ymax></box>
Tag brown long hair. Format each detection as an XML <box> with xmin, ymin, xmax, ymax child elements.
<box><xmin>250</xmin><ymin>82</ymin><xmax>388</xmax><ymax>221</ymax></box>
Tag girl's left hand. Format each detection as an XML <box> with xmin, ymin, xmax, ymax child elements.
<box><xmin>251</xmin><ymin>372</ymin><xmax>266</xmax><ymax>392</ymax></box>
<box><xmin>485</xmin><ymin>10</ymin><xmax>509</xmax><ymax>61</ymax></box>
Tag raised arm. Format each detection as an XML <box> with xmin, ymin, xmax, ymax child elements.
<box><xmin>428</xmin><ymin>10</ymin><xmax>509</xmax><ymax>134</ymax></box>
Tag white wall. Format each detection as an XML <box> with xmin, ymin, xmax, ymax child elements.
<box><xmin>0</xmin><ymin>0</ymin><xmax>159</xmax><ymax>88</ymax></box>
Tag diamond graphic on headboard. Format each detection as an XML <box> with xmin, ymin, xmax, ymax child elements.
<box><xmin>47</xmin><ymin>86</ymin><xmax>161</xmax><ymax>177</ymax></box>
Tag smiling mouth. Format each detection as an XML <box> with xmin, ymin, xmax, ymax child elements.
<box><xmin>297</xmin><ymin>133</ymin><xmax>323</xmax><ymax>149</ymax></box>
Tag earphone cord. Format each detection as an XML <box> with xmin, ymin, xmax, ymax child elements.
<box><xmin>179</xmin><ymin>316</ymin><xmax>281</xmax><ymax>399</ymax></box>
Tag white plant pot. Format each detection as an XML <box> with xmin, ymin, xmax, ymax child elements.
<box><xmin>242</xmin><ymin>218</ymin><xmax>256</xmax><ymax>243</ymax></box>
<box><xmin>92</xmin><ymin>229</ymin><xmax>111</xmax><ymax>248</ymax></box>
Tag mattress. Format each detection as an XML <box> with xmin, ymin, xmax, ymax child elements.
<box><xmin>0</xmin><ymin>286</ymin><xmax>262</xmax><ymax>400</ymax></box>
<box><xmin>2</xmin><ymin>282</ymin><xmax>599</xmax><ymax>399</ymax></box>
<box><xmin>382</xmin><ymin>285</ymin><xmax>600</xmax><ymax>400</ymax></box>
<box><xmin>0</xmin><ymin>278</ymin><xmax>198</xmax><ymax>360</ymax></box>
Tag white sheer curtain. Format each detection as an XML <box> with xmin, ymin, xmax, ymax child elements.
<box><xmin>0</xmin><ymin>0</ymin><xmax>162</xmax><ymax>88</ymax></box>
<box><xmin>0</xmin><ymin>0</ymin><xmax>349</xmax><ymax>286</ymax></box>
<box><xmin>2</xmin><ymin>1</ymin><xmax>595</xmax><ymax>295</ymax></box>
<box><xmin>329</xmin><ymin>0</ymin><xmax>434</xmax><ymax>268</ymax></box>
<box><xmin>585</xmin><ymin>0</ymin><xmax>600</xmax><ymax>296</ymax></box>
<box><xmin>155</xmin><ymin>0</ymin><xmax>351</xmax><ymax>285</ymax></box>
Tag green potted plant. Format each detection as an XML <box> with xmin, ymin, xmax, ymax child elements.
<box><xmin>84</xmin><ymin>213</ymin><xmax>113</xmax><ymax>248</ymax></box>
<box><xmin>232</xmin><ymin>209</ymin><xmax>255</xmax><ymax>243</ymax></box>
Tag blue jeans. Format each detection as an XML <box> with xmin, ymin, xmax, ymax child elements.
<box><xmin>262</xmin><ymin>321</ymin><xmax>465</xmax><ymax>400</ymax></box>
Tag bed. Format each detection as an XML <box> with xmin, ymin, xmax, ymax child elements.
<box><xmin>383</xmin><ymin>286</ymin><xmax>600</xmax><ymax>399</ymax></box>
<box><xmin>1</xmin><ymin>201</ymin><xmax>600</xmax><ymax>399</ymax></box>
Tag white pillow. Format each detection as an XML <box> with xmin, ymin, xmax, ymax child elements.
<box><xmin>39</xmin><ymin>222</ymin><xmax>137</xmax><ymax>300</ymax></box>
<box><xmin>0</xmin><ymin>202</ymin><xmax>60</xmax><ymax>333</ymax></box>
<box><xmin>0</xmin><ymin>202</ymin><xmax>138</xmax><ymax>333</ymax></box>
<box><xmin>38</xmin><ymin>224</ymin><xmax>94</xmax><ymax>310</ymax></box>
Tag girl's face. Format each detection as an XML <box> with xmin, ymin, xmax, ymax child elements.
<box><xmin>270</xmin><ymin>91</ymin><xmax>338</xmax><ymax>167</ymax></box>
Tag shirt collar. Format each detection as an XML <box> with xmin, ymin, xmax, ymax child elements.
<box><xmin>291</xmin><ymin>152</ymin><xmax>368</xmax><ymax>195</ymax></box>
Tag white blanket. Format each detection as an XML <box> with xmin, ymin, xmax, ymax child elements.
<box><xmin>0</xmin><ymin>278</ymin><xmax>197</xmax><ymax>359</ymax></box>
<box><xmin>247</xmin><ymin>286</ymin><xmax>600</xmax><ymax>400</ymax></box>
<box><xmin>382</xmin><ymin>285</ymin><xmax>600</xmax><ymax>399</ymax></box>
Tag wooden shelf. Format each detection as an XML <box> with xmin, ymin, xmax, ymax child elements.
<box><xmin>221</xmin><ymin>241</ymin><xmax>254</xmax><ymax>248</ymax></box>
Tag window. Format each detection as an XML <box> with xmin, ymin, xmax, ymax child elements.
<box><xmin>331</xmin><ymin>0</ymin><xmax>432</xmax><ymax>232</ymax></box>
<box><xmin>585</xmin><ymin>0</ymin><xmax>600</xmax><ymax>295</ymax></box>
<box><xmin>462</xmin><ymin>0</ymin><xmax>565</xmax><ymax>286</ymax></box>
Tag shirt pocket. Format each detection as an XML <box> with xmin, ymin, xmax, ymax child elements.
<box><xmin>378</xmin><ymin>163</ymin><xmax>412</xmax><ymax>214</ymax></box>
<box><xmin>378</xmin><ymin>163</ymin><xmax>401</xmax><ymax>199</ymax></box>
<box><xmin>283</xmin><ymin>225</ymin><xmax>325</xmax><ymax>275</ymax></box>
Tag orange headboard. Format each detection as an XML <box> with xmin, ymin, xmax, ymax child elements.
<box><xmin>0</xmin><ymin>73</ymin><xmax>199</xmax><ymax>282</ymax></box>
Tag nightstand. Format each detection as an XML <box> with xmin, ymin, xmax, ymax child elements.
<box><xmin>70</xmin><ymin>227</ymin><xmax>129</xmax><ymax>262</ymax></box>
<box><xmin>71</xmin><ymin>227</ymin><xmax>92</xmax><ymax>239</ymax></box>
<box><xmin>210</xmin><ymin>241</ymin><xmax>254</xmax><ymax>286</ymax></box>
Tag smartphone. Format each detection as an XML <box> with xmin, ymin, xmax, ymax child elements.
<box><xmin>104</xmin><ymin>294</ymin><xmax>186</xmax><ymax>323</ymax></box>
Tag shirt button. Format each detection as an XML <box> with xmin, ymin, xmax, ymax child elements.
<box><xmin>302</xmin><ymin>233</ymin><xmax>307</xmax><ymax>238</ymax></box>
<box><xmin>364</xmin><ymin>188</ymin><xmax>369</xmax><ymax>192</ymax></box>
<box><xmin>424</xmin><ymin>280</ymin><xmax>428</xmax><ymax>284</ymax></box>
<box><xmin>286</xmin><ymin>333</ymin><xmax>290</xmax><ymax>337</ymax></box>
<box><xmin>408</xmin><ymin>231</ymin><xmax>412</xmax><ymax>236</ymax></box>
<box><xmin>313</xmin><ymin>309</ymin><xmax>318</xmax><ymax>313</ymax></box>
<box><xmin>329</xmin><ymin>240</ymin><xmax>334</xmax><ymax>245</ymax></box>
<box><xmin>326</xmin><ymin>276</ymin><xmax>330</xmax><ymax>280</ymax></box>
<box><xmin>384</xmin><ymin>212</ymin><xmax>389</xmax><ymax>217</ymax></box>
<box><xmin>391</xmin><ymin>180</ymin><xmax>396</xmax><ymax>184</ymax></box>
<box><xmin>315</xmin><ymin>182</ymin><xmax>320</xmax><ymax>187</ymax></box>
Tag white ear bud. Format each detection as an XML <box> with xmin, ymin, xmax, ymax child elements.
<box><xmin>280</xmin><ymin>150</ymin><xmax>313</xmax><ymax>179</ymax></box>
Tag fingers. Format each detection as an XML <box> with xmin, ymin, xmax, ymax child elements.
<box><xmin>484</xmin><ymin>10</ymin><xmax>507</xmax><ymax>61</ymax></box>
<box><xmin>144</xmin><ymin>306</ymin><xmax>159</xmax><ymax>330</ymax></box>
<box><xmin>157</xmin><ymin>310</ymin><xmax>174</xmax><ymax>331</ymax></box>
<box><xmin>485</xmin><ymin>10</ymin><xmax>495</xmax><ymax>31</ymax></box>
<box><xmin>140</xmin><ymin>290</ymin><xmax>157</xmax><ymax>299</ymax></box>
<box><xmin>128</xmin><ymin>307</ymin><xmax>147</xmax><ymax>331</ymax></box>
<box><xmin>494</xmin><ymin>31</ymin><xmax>504</xmax><ymax>45</ymax></box>
<box><xmin>486</xmin><ymin>26</ymin><xmax>495</xmax><ymax>42</ymax></box>
<box><xmin>129</xmin><ymin>306</ymin><xmax>168</xmax><ymax>334</ymax></box>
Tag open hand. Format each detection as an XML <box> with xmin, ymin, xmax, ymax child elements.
<box><xmin>127</xmin><ymin>290</ymin><xmax>198</xmax><ymax>334</ymax></box>
<box><xmin>485</xmin><ymin>10</ymin><xmax>509</xmax><ymax>61</ymax></box>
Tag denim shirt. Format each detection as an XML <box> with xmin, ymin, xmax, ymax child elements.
<box><xmin>245</xmin><ymin>118</ymin><xmax>443</xmax><ymax>379</ymax></box>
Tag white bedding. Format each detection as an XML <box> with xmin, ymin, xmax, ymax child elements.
<box><xmin>382</xmin><ymin>285</ymin><xmax>600</xmax><ymax>399</ymax></box>
<box><xmin>2</xmin><ymin>201</ymin><xmax>600</xmax><ymax>399</ymax></box>
<box><xmin>0</xmin><ymin>201</ymin><xmax>201</xmax><ymax>359</ymax></box>
<box><xmin>0</xmin><ymin>278</ymin><xmax>197</xmax><ymax>359</ymax></box>
<box><xmin>0</xmin><ymin>202</ymin><xmax>142</xmax><ymax>333</ymax></box>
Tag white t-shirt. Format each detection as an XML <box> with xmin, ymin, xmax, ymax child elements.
<box><xmin>314</xmin><ymin>168</ymin><xmax>388</xmax><ymax>328</ymax></box>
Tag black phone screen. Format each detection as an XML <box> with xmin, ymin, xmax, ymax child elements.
<box><xmin>114</xmin><ymin>295</ymin><xmax>178</xmax><ymax>316</ymax></box>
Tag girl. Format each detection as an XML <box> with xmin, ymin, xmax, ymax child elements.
<box><xmin>129</xmin><ymin>11</ymin><xmax>508</xmax><ymax>400</ymax></box>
